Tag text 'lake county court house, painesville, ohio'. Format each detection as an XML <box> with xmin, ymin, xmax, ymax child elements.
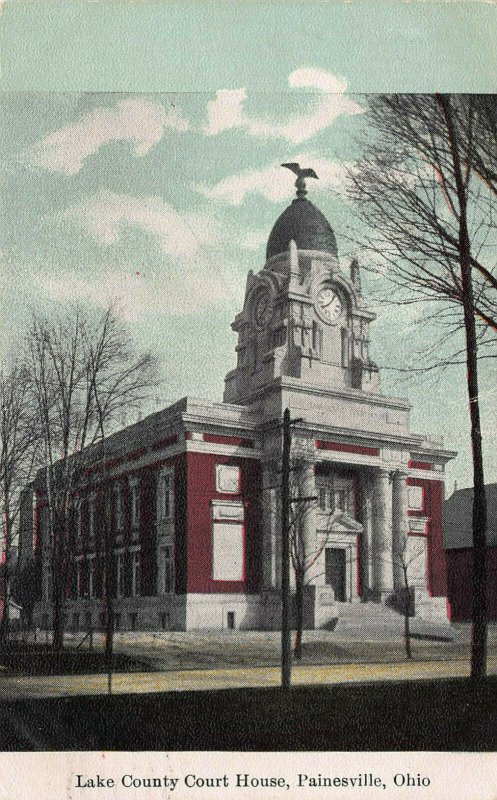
<box><xmin>19</xmin><ymin>169</ymin><xmax>456</xmax><ymax>632</ymax></box>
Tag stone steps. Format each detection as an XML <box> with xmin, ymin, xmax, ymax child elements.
<box><xmin>332</xmin><ymin>601</ymin><xmax>454</xmax><ymax>641</ymax></box>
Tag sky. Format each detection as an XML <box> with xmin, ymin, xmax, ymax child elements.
<box><xmin>1</xmin><ymin>1</ymin><xmax>496</xmax><ymax>491</ymax></box>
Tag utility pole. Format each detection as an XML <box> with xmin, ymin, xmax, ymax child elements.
<box><xmin>281</xmin><ymin>407</ymin><xmax>292</xmax><ymax>689</ymax></box>
<box><xmin>280</xmin><ymin>409</ymin><xmax>305</xmax><ymax>688</ymax></box>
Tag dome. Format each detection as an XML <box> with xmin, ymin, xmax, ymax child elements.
<box><xmin>266</xmin><ymin>197</ymin><xmax>338</xmax><ymax>261</ymax></box>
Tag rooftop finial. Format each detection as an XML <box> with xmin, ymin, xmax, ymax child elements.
<box><xmin>281</xmin><ymin>162</ymin><xmax>319</xmax><ymax>199</ymax></box>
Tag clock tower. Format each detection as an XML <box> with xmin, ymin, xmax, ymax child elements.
<box><xmin>224</xmin><ymin>170</ymin><xmax>380</xmax><ymax>404</ymax></box>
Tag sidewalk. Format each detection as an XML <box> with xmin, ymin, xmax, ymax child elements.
<box><xmin>2</xmin><ymin>656</ymin><xmax>497</xmax><ymax>700</ymax></box>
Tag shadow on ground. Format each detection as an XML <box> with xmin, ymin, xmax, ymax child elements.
<box><xmin>0</xmin><ymin>643</ymin><xmax>151</xmax><ymax>675</ymax></box>
<box><xmin>1</xmin><ymin>677</ymin><xmax>497</xmax><ymax>751</ymax></box>
<box><xmin>0</xmin><ymin>638</ymin><xmax>476</xmax><ymax>675</ymax></box>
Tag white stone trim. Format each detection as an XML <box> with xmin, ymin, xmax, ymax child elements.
<box><xmin>186</xmin><ymin>440</ymin><xmax>261</xmax><ymax>458</ymax></box>
<box><xmin>408</xmin><ymin>485</ymin><xmax>424</xmax><ymax>511</ymax></box>
<box><xmin>215</xmin><ymin>463</ymin><xmax>240</xmax><ymax>493</ymax></box>
<box><xmin>407</xmin><ymin>470</ymin><xmax>446</xmax><ymax>482</ymax></box>
<box><xmin>408</xmin><ymin>517</ymin><xmax>429</xmax><ymax>535</ymax></box>
<box><xmin>211</xmin><ymin>500</ymin><xmax>244</xmax><ymax>522</ymax></box>
<box><xmin>316</xmin><ymin>449</ymin><xmax>382</xmax><ymax>469</ymax></box>
<box><xmin>157</xmin><ymin>465</ymin><xmax>174</xmax><ymax>523</ymax></box>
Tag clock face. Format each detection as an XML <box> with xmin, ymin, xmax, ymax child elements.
<box><xmin>254</xmin><ymin>291</ymin><xmax>272</xmax><ymax>327</ymax></box>
<box><xmin>317</xmin><ymin>287</ymin><xmax>343</xmax><ymax>322</ymax></box>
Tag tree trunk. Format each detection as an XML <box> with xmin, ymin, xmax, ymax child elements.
<box><xmin>294</xmin><ymin>575</ymin><xmax>304</xmax><ymax>660</ymax></box>
<box><xmin>104</xmin><ymin>543</ymin><xmax>114</xmax><ymax>695</ymax></box>
<box><xmin>0</xmin><ymin>571</ymin><xmax>10</xmax><ymax>646</ymax></box>
<box><xmin>53</xmin><ymin>508</ymin><xmax>70</xmax><ymax>652</ymax></box>
<box><xmin>402</xmin><ymin>565</ymin><xmax>412</xmax><ymax>660</ymax></box>
<box><xmin>439</xmin><ymin>94</ymin><xmax>487</xmax><ymax>682</ymax></box>
<box><xmin>52</xmin><ymin>570</ymin><xmax>64</xmax><ymax>651</ymax></box>
<box><xmin>52</xmin><ymin>521</ymin><xmax>66</xmax><ymax>653</ymax></box>
<box><xmin>0</xmin><ymin>507</ymin><xmax>12</xmax><ymax>646</ymax></box>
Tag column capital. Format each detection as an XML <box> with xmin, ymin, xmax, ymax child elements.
<box><xmin>376</xmin><ymin>467</ymin><xmax>391</xmax><ymax>481</ymax></box>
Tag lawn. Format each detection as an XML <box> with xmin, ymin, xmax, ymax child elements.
<box><xmin>1</xmin><ymin>677</ymin><xmax>496</xmax><ymax>751</ymax></box>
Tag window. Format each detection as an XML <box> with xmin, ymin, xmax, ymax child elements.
<box><xmin>317</xmin><ymin>479</ymin><xmax>351</xmax><ymax>515</ymax></box>
<box><xmin>114</xmin><ymin>483</ymin><xmax>123</xmax><ymax>531</ymax></box>
<box><xmin>74</xmin><ymin>500</ymin><xmax>82</xmax><ymax>544</ymax></box>
<box><xmin>319</xmin><ymin>488</ymin><xmax>348</xmax><ymax>513</ymax></box>
<box><xmin>88</xmin><ymin>495</ymin><xmax>95</xmax><ymax>541</ymax></box>
<box><xmin>227</xmin><ymin>611</ymin><xmax>235</xmax><ymax>630</ymax></box>
<box><xmin>129</xmin><ymin>479</ymin><xmax>140</xmax><ymax>528</ymax></box>
<box><xmin>76</xmin><ymin>561</ymin><xmax>81</xmax><ymax>598</ymax></box>
<box><xmin>408</xmin><ymin>485</ymin><xmax>424</xmax><ymax>511</ymax></box>
<box><xmin>319</xmin><ymin>486</ymin><xmax>332</xmax><ymax>512</ymax></box>
<box><xmin>215</xmin><ymin>464</ymin><xmax>240</xmax><ymax>494</ymax></box>
<box><xmin>159</xmin><ymin>546</ymin><xmax>174</xmax><ymax>594</ymax></box>
<box><xmin>88</xmin><ymin>557</ymin><xmax>95</xmax><ymax>599</ymax></box>
<box><xmin>115</xmin><ymin>550</ymin><xmax>124</xmax><ymax>598</ymax></box>
<box><xmin>341</xmin><ymin>328</ymin><xmax>349</xmax><ymax>367</ymax></box>
<box><xmin>129</xmin><ymin>612</ymin><xmax>137</xmax><ymax>631</ymax></box>
<box><xmin>160</xmin><ymin>612</ymin><xmax>171</xmax><ymax>631</ymax></box>
<box><xmin>334</xmin><ymin>489</ymin><xmax>347</xmax><ymax>512</ymax></box>
<box><xmin>131</xmin><ymin>550</ymin><xmax>141</xmax><ymax>596</ymax></box>
<box><xmin>73</xmin><ymin>613</ymin><xmax>80</xmax><ymax>632</ymax></box>
<box><xmin>80</xmin><ymin>560</ymin><xmax>89</xmax><ymax>598</ymax></box>
<box><xmin>157</xmin><ymin>469</ymin><xmax>174</xmax><ymax>520</ymax></box>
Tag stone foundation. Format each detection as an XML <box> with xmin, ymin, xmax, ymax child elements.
<box><xmin>33</xmin><ymin>587</ymin><xmax>450</xmax><ymax>633</ymax></box>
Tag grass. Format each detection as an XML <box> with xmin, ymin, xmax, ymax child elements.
<box><xmin>1</xmin><ymin>677</ymin><xmax>496</xmax><ymax>751</ymax></box>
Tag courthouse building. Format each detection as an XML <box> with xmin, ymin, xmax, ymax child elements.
<box><xmin>20</xmin><ymin>175</ymin><xmax>456</xmax><ymax>631</ymax></box>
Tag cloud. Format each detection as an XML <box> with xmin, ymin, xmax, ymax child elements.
<box><xmin>195</xmin><ymin>154</ymin><xmax>350</xmax><ymax>205</ymax></box>
<box><xmin>204</xmin><ymin>88</ymin><xmax>247</xmax><ymax>136</ymax></box>
<box><xmin>41</xmin><ymin>191</ymin><xmax>247</xmax><ymax>318</ymax></box>
<box><xmin>20</xmin><ymin>98</ymin><xmax>190</xmax><ymax>175</ymax></box>
<box><xmin>204</xmin><ymin>68</ymin><xmax>362</xmax><ymax>144</ymax></box>
<box><xmin>239</xmin><ymin>229</ymin><xmax>269</xmax><ymax>251</ymax></box>
<box><xmin>63</xmin><ymin>191</ymin><xmax>225</xmax><ymax>257</ymax></box>
<box><xmin>36</xmin><ymin>266</ymin><xmax>240</xmax><ymax>321</ymax></box>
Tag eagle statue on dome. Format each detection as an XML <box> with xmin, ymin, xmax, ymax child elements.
<box><xmin>281</xmin><ymin>162</ymin><xmax>319</xmax><ymax>199</ymax></box>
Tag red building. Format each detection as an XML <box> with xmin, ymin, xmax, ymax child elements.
<box><xmin>444</xmin><ymin>484</ymin><xmax>497</xmax><ymax>622</ymax></box>
<box><xmin>19</xmin><ymin>179</ymin><xmax>456</xmax><ymax>631</ymax></box>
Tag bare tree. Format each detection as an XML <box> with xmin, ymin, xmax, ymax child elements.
<box><xmin>391</xmin><ymin>536</ymin><xmax>428</xmax><ymax>661</ymax></box>
<box><xmin>26</xmin><ymin>304</ymin><xmax>158</xmax><ymax>653</ymax></box>
<box><xmin>348</xmin><ymin>93</ymin><xmax>495</xmax><ymax>681</ymax></box>
<box><xmin>85</xmin><ymin>308</ymin><xmax>158</xmax><ymax>693</ymax></box>
<box><xmin>289</xmin><ymin>470</ymin><xmax>318</xmax><ymax>660</ymax></box>
<box><xmin>289</xmin><ymin>459</ymin><xmax>343</xmax><ymax>660</ymax></box>
<box><xmin>11</xmin><ymin>555</ymin><xmax>41</xmax><ymax>636</ymax></box>
<box><xmin>0</xmin><ymin>362</ymin><xmax>40</xmax><ymax>644</ymax></box>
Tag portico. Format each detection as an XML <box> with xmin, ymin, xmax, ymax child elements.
<box><xmin>222</xmin><ymin>165</ymin><xmax>455</xmax><ymax>628</ymax></box>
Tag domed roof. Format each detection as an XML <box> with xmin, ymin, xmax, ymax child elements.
<box><xmin>266</xmin><ymin>197</ymin><xmax>338</xmax><ymax>261</ymax></box>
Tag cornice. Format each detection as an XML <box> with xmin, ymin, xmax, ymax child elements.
<box><xmin>234</xmin><ymin>376</ymin><xmax>412</xmax><ymax>411</ymax></box>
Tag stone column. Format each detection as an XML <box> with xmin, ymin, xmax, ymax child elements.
<box><xmin>372</xmin><ymin>468</ymin><xmax>393</xmax><ymax>598</ymax></box>
<box><xmin>261</xmin><ymin>463</ymin><xmax>280</xmax><ymax>590</ymax></box>
<box><xmin>392</xmin><ymin>470</ymin><xmax>409</xmax><ymax>590</ymax></box>
<box><xmin>359</xmin><ymin>473</ymin><xmax>374</xmax><ymax>596</ymax></box>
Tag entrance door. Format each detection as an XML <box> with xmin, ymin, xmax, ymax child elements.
<box><xmin>325</xmin><ymin>548</ymin><xmax>346</xmax><ymax>602</ymax></box>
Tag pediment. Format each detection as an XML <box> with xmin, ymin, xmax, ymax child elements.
<box><xmin>329</xmin><ymin>512</ymin><xmax>363</xmax><ymax>533</ymax></box>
